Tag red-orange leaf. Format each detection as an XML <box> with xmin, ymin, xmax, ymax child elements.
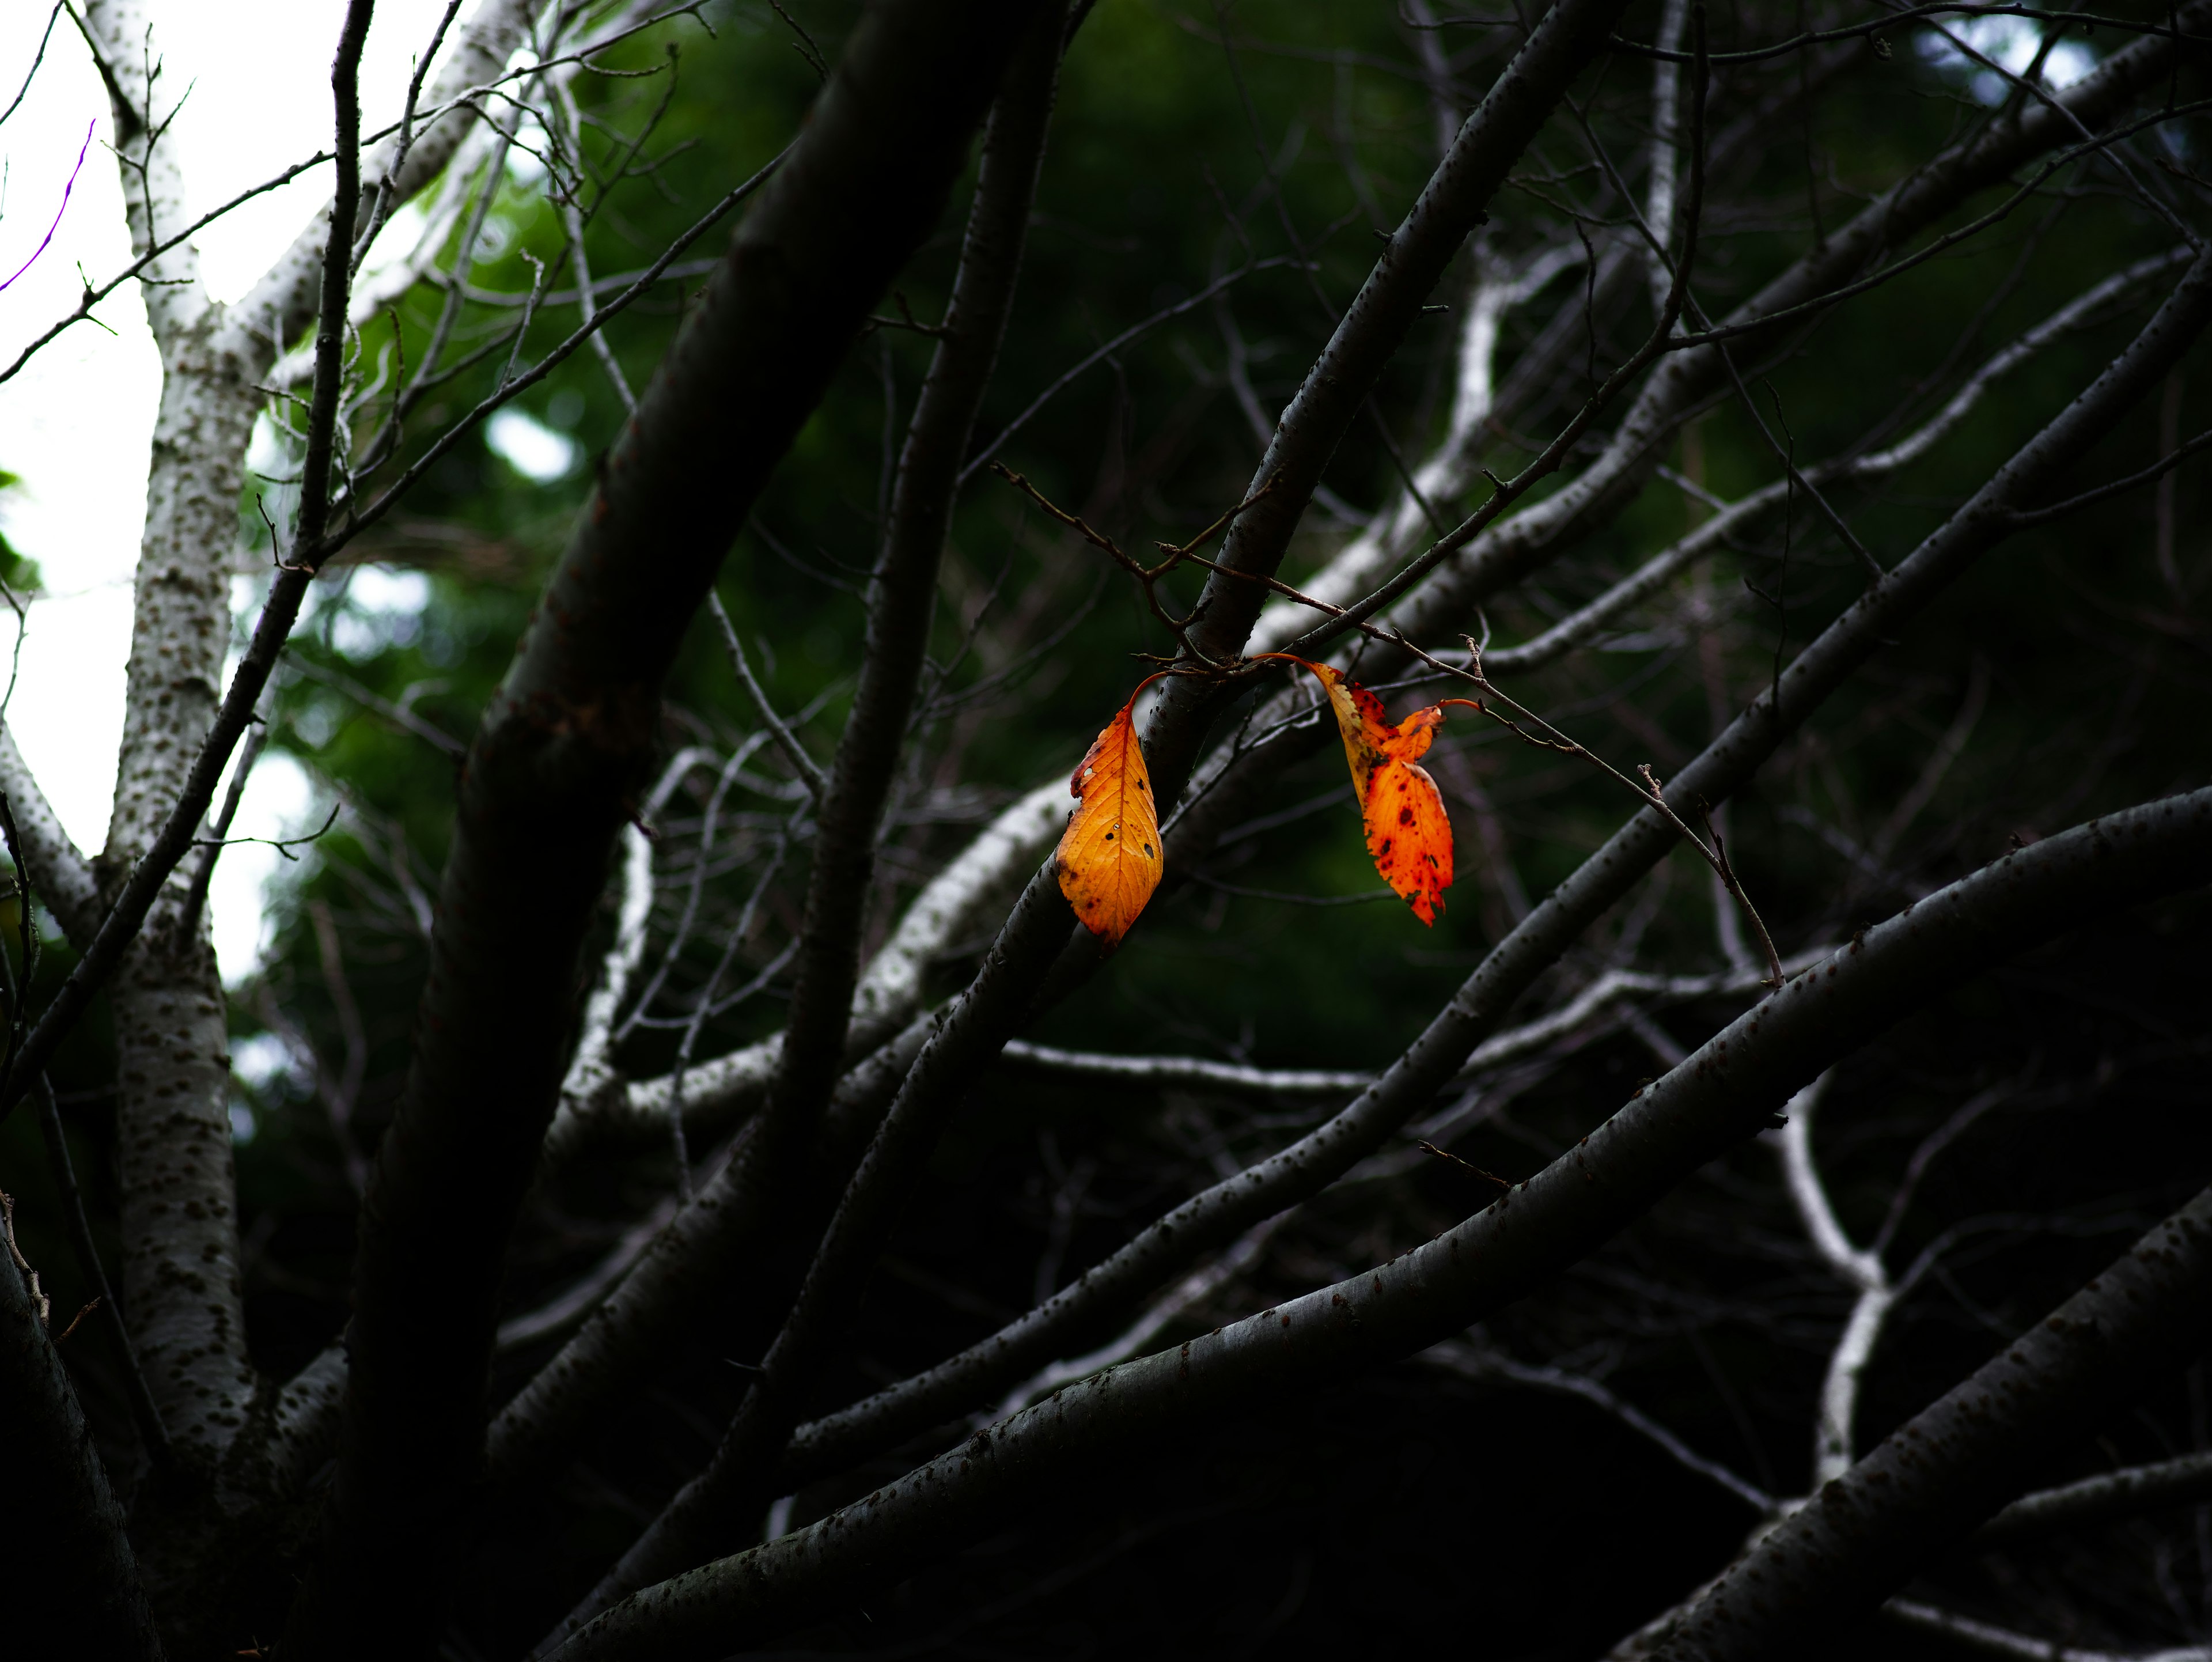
<box><xmin>1055</xmin><ymin>693</ymin><xmax>1162</xmax><ymax>947</ymax></box>
<box><xmin>1286</xmin><ymin>658</ymin><xmax>1456</xmax><ymax>925</ymax></box>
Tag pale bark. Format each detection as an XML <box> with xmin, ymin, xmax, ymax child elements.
<box><xmin>58</xmin><ymin>0</ymin><xmax>543</xmax><ymax>1469</ymax></box>
<box><xmin>0</xmin><ymin>726</ymin><xmax>99</xmax><ymax>944</ymax></box>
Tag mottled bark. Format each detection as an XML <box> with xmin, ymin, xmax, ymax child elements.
<box><xmin>78</xmin><ymin>0</ymin><xmax>268</xmax><ymax>1462</ymax></box>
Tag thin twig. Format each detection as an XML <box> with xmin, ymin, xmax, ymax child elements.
<box><xmin>706</xmin><ymin>592</ymin><xmax>825</xmax><ymax>802</ymax></box>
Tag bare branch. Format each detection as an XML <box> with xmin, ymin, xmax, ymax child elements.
<box><xmin>1976</xmin><ymin>1451</ymin><xmax>2212</xmax><ymax>1547</ymax></box>
<box><xmin>0</xmin><ymin>727</ymin><xmax>97</xmax><ymax>945</ymax></box>
<box><xmin>1766</xmin><ymin>1073</ymin><xmax>1895</xmax><ymax>1488</ymax></box>
<box><xmin>706</xmin><ymin>593</ymin><xmax>825</xmax><ymax>802</ymax></box>
<box><xmin>1884</xmin><ymin>1597</ymin><xmax>2212</xmax><ymax>1662</ymax></box>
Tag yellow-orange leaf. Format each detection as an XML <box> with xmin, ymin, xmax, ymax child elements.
<box><xmin>1293</xmin><ymin>659</ymin><xmax>1456</xmax><ymax>926</ymax></box>
<box><xmin>1055</xmin><ymin>695</ymin><xmax>1162</xmax><ymax>947</ymax></box>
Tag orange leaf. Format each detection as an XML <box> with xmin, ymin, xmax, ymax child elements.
<box><xmin>1055</xmin><ymin>692</ymin><xmax>1163</xmax><ymax>947</ymax></box>
<box><xmin>1285</xmin><ymin>658</ymin><xmax>1456</xmax><ymax>926</ymax></box>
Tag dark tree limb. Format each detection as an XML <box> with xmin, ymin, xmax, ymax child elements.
<box><xmin>778</xmin><ymin>240</ymin><xmax>2212</xmax><ymax>1485</ymax></box>
<box><xmin>0</xmin><ymin>1207</ymin><xmax>164</xmax><ymax>1660</ymax></box>
<box><xmin>487</xmin><ymin>1016</ymin><xmax>934</xmax><ymax>1491</ymax></box>
<box><xmin>1652</xmin><ymin>1187</ymin><xmax>2212</xmax><ymax>1659</ymax></box>
<box><xmin>759</xmin><ymin>0</ymin><xmax>1066</xmax><ymax>1158</ymax></box>
<box><xmin>279</xmin><ymin>3</ymin><xmax>1042</xmax><ymax>1655</ymax></box>
<box><xmin>35</xmin><ymin>1074</ymin><xmax>171</xmax><ymax>1468</ymax></box>
<box><xmin>547</xmin><ymin>787</ymin><xmax>2212</xmax><ymax>1661</ymax></box>
<box><xmin>1972</xmin><ymin>1451</ymin><xmax>2212</xmax><ymax>1547</ymax></box>
<box><xmin>532</xmin><ymin>18</ymin><xmax>1071</xmax><ymax>1648</ymax></box>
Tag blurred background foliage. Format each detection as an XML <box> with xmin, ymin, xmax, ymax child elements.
<box><xmin>9</xmin><ymin>0</ymin><xmax>2211</xmax><ymax>1652</ymax></box>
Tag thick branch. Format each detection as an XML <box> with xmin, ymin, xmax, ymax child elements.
<box><xmin>222</xmin><ymin>0</ymin><xmax>540</xmax><ymax>361</ymax></box>
<box><xmin>1975</xmin><ymin>1451</ymin><xmax>2212</xmax><ymax>1547</ymax></box>
<box><xmin>0</xmin><ymin>727</ymin><xmax>97</xmax><ymax>945</ymax></box>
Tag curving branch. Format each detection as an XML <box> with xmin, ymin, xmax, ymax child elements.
<box><xmin>732</xmin><ymin>0</ymin><xmax>1070</xmax><ymax>1255</ymax></box>
<box><xmin>546</xmin><ymin>786</ymin><xmax>2212</xmax><ymax>1661</ymax></box>
<box><xmin>547</xmin><ymin>745</ymin><xmax>718</xmax><ymax>1158</ymax></box>
<box><xmin>1766</xmin><ymin>1073</ymin><xmax>1896</xmax><ymax>1489</ymax></box>
<box><xmin>1974</xmin><ymin>1451</ymin><xmax>2212</xmax><ymax>1547</ymax></box>
<box><xmin>1481</xmin><ymin>244</ymin><xmax>2191</xmax><ymax>677</ymax></box>
<box><xmin>994</xmin><ymin>958</ymin><xmax>1804</xmax><ymax>1099</ymax></box>
<box><xmin>0</xmin><ymin>725</ymin><xmax>97</xmax><ymax>945</ymax></box>
<box><xmin>1883</xmin><ymin>1599</ymin><xmax>2212</xmax><ymax>1662</ymax></box>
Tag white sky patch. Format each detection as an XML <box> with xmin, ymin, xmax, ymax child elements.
<box><xmin>207</xmin><ymin>745</ymin><xmax>320</xmax><ymax>987</ymax></box>
<box><xmin>1918</xmin><ymin>18</ymin><xmax>2097</xmax><ymax>107</ymax></box>
<box><xmin>326</xmin><ymin>563</ymin><xmax>432</xmax><ymax>657</ymax></box>
<box><xmin>487</xmin><ymin>406</ymin><xmax>578</xmax><ymax>482</ymax></box>
<box><xmin>0</xmin><ymin>2</ymin><xmax>483</xmax><ymax>982</ymax></box>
